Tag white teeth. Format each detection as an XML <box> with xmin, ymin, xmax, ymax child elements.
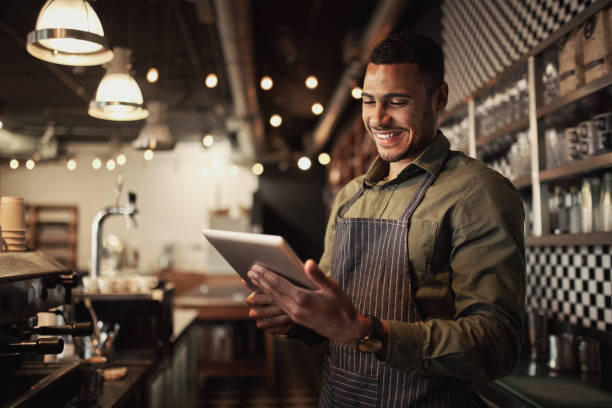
<box><xmin>375</xmin><ymin>131</ymin><xmax>401</xmax><ymax>139</ymax></box>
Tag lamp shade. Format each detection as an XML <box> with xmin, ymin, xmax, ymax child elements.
<box><xmin>26</xmin><ymin>0</ymin><xmax>113</xmax><ymax>66</ymax></box>
<box><xmin>132</xmin><ymin>101</ymin><xmax>174</xmax><ymax>150</ymax></box>
<box><xmin>88</xmin><ymin>47</ymin><xmax>149</xmax><ymax>121</ymax></box>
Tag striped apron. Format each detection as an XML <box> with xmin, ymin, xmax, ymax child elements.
<box><xmin>320</xmin><ymin>169</ymin><xmax>487</xmax><ymax>408</ymax></box>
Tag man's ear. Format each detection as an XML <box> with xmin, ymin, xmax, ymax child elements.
<box><xmin>435</xmin><ymin>82</ymin><xmax>448</xmax><ymax>112</ymax></box>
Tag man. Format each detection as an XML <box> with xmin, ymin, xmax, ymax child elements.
<box><xmin>245</xmin><ymin>31</ymin><xmax>526</xmax><ymax>407</ymax></box>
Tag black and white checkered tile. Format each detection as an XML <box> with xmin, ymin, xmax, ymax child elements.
<box><xmin>441</xmin><ymin>0</ymin><xmax>596</xmax><ymax>109</ymax></box>
<box><xmin>526</xmin><ymin>245</ymin><xmax>612</xmax><ymax>331</ymax></box>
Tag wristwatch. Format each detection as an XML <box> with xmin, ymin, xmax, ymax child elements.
<box><xmin>357</xmin><ymin>315</ymin><xmax>384</xmax><ymax>353</ymax></box>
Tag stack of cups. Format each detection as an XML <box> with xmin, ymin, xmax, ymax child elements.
<box><xmin>0</xmin><ymin>197</ymin><xmax>27</xmax><ymax>252</ymax></box>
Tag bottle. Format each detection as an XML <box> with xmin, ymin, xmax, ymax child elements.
<box><xmin>556</xmin><ymin>187</ymin><xmax>569</xmax><ymax>235</ymax></box>
<box><xmin>600</xmin><ymin>173</ymin><xmax>612</xmax><ymax>232</ymax></box>
<box><xmin>581</xmin><ymin>178</ymin><xmax>593</xmax><ymax>233</ymax></box>
<box><xmin>549</xmin><ymin>188</ymin><xmax>559</xmax><ymax>235</ymax></box>
<box><xmin>569</xmin><ymin>186</ymin><xmax>582</xmax><ymax>234</ymax></box>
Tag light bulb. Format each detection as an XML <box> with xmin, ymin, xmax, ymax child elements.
<box><xmin>318</xmin><ymin>152</ymin><xmax>331</xmax><ymax>165</ymax></box>
<box><xmin>351</xmin><ymin>86</ymin><xmax>362</xmax><ymax>99</ymax></box>
<box><xmin>269</xmin><ymin>114</ymin><xmax>282</xmax><ymax>127</ymax></box>
<box><xmin>25</xmin><ymin>159</ymin><xmax>35</xmax><ymax>170</ymax></box>
<box><xmin>252</xmin><ymin>163</ymin><xmax>264</xmax><ymax>176</ymax></box>
<box><xmin>0</xmin><ymin>120</ymin><xmax>3</xmax><ymax>129</ymax></box>
<box><xmin>146</xmin><ymin>67</ymin><xmax>159</xmax><ymax>83</ymax></box>
<box><xmin>297</xmin><ymin>156</ymin><xmax>311</xmax><ymax>171</ymax></box>
<box><xmin>311</xmin><ymin>102</ymin><xmax>324</xmax><ymax>115</ymax></box>
<box><xmin>116</xmin><ymin>153</ymin><xmax>126</xmax><ymax>166</ymax></box>
<box><xmin>67</xmin><ymin>158</ymin><xmax>77</xmax><ymax>170</ymax></box>
<box><xmin>205</xmin><ymin>73</ymin><xmax>218</xmax><ymax>88</ymax></box>
<box><xmin>202</xmin><ymin>134</ymin><xmax>214</xmax><ymax>147</ymax></box>
<box><xmin>92</xmin><ymin>157</ymin><xmax>101</xmax><ymax>169</ymax></box>
<box><xmin>9</xmin><ymin>159</ymin><xmax>19</xmax><ymax>169</ymax></box>
<box><xmin>106</xmin><ymin>159</ymin><xmax>116</xmax><ymax>171</ymax></box>
<box><xmin>144</xmin><ymin>149</ymin><xmax>154</xmax><ymax>161</ymax></box>
<box><xmin>305</xmin><ymin>75</ymin><xmax>318</xmax><ymax>89</ymax></box>
<box><xmin>260</xmin><ymin>76</ymin><xmax>273</xmax><ymax>90</ymax></box>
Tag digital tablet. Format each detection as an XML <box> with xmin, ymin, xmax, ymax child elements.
<box><xmin>201</xmin><ymin>229</ymin><xmax>316</xmax><ymax>290</ymax></box>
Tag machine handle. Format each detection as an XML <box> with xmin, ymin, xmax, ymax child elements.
<box><xmin>35</xmin><ymin>322</ymin><xmax>93</xmax><ymax>336</ymax></box>
<box><xmin>6</xmin><ymin>338</ymin><xmax>64</xmax><ymax>354</ymax></box>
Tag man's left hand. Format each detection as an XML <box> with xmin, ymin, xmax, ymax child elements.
<box><xmin>247</xmin><ymin>260</ymin><xmax>370</xmax><ymax>347</ymax></box>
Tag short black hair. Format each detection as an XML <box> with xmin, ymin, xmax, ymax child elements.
<box><xmin>369</xmin><ymin>31</ymin><xmax>444</xmax><ymax>92</ymax></box>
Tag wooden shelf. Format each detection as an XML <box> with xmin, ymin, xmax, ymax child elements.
<box><xmin>477</xmin><ymin>116</ymin><xmax>529</xmax><ymax>148</ymax></box>
<box><xmin>526</xmin><ymin>232</ymin><xmax>612</xmax><ymax>246</ymax></box>
<box><xmin>512</xmin><ymin>175</ymin><xmax>532</xmax><ymax>190</ymax></box>
<box><xmin>537</xmin><ymin>72</ymin><xmax>612</xmax><ymax>119</ymax></box>
<box><xmin>539</xmin><ymin>152</ymin><xmax>612</xmax><ymax>183</ymax></box>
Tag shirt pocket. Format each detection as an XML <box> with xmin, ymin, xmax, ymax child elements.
<box><xmin>408</xmin><ymin>219</ymin><xmax>438</xmax><ymax>281</ymax></box>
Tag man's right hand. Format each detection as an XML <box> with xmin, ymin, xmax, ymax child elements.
<box><xmin>242</xmin><ymin>278</ymin><xmax>295</xmax><ymax>335</ymax></box>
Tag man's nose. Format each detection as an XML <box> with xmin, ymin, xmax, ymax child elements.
<box><xmin>370</xmin><ymin>104</ymin><xmax>391</xmax><ymax>127</ymax></box>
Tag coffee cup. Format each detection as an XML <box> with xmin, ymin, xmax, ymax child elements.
<box><xmin>0</xmin><ymin>197</ymin><xmax>25</xmax><ymax>229</ymax></box>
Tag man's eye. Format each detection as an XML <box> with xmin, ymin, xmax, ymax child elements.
<box><xmin>362</xmin><ymin>100</ymin><xmax>375</xmax><ymax>105</ymax></box>
<box><xmin>389</xmin><ymin>100</ymin><xmax>406</xmax><ymax>106</ymax></box>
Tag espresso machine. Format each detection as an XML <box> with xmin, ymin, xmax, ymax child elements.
<box><xmin>0</xmin><ymin>251</ymin><xmax>93</xmax><ymax>407</ymax></box>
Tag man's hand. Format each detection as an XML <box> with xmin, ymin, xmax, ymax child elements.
<box><xmin>247</xmin><ymin>260</ymin><xmax>371</xmax><ymax>347</ymax></box>
<box><xmin>241</xmin><ymin>278</ymin><xmax>294</xmax><ymax>335</ymax></box>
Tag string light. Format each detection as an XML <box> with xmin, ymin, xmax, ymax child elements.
<box><xmin>67</xmin><ymin>158</ymin><xmax>77</xmax><ymax>171</ymax></box>
<box><xmin>252</xmin><ymin>163</ymin><xmax>264</xmax><ymax>176</ymax></box>
<box><xmin>269</xmin><ymin>114</ymin><xmax>282</xmax><ymax>127</ymax></box>
<box><xmin>205</xmin><ymin>73</ymin><xmax>218</xmax><ymax>88</ymax></box>
<box><xmin>297</xmin><ymin>156</ymin><xmax>311</xmax><ymax>171</ymax></box>
<box><xmin>351</xmin><ymin>86</ymin><xmax>362</xmax><ymax>99</ymax></box>
<box><xmin>106</xmin><ymin>159</ymin><xmax>116</xmax><ymax>171</ymax></box>
<box><xmin>144</xmin><ymin>149</ymin><xmax>154</xmax><ymax>161</ymax></box>
<box><xmin>305</xmin><ymin>75</ymin><xmax>318</xmax><ymax>89</ymax></box>
<box><xmin>202</xmin><ymin>134</ymin><xmax>214</xmax><ymax>147</ymax></box>
<box><xmin>318</xmin><ymin>152</ymin><xmax>331</xmax><ymax>165</ymax></box>
<box><xmin>116</xmin><ymin>153</ymin><xmax>126</xmax><ymax>166</ymax></box>
<box><xmin>92</xmin><ymin>158</ymin><xmax>102</xmax><ymax>170</ymax></box>
<box><xmin>260</xmin><ymin>76</ymin><xmax>273</xmax><ymax>90</ymax></box>
<box><xmin>146</xmin><ymin>67</ymin><xmax>159</xmax><ymax>83</ymax></box>
<box><xmin>311</xmin><ymin>102</ymin><xmax>324</xmax><ymax>115</ymax></box>
<box><xmin>25</xmin><ymin>159</ymin><xmax>35</xmax><ymax>170</ymax></box>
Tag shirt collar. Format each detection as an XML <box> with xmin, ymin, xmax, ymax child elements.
<box><xmin>363</xmin><ymin>130</ymin><xmax>451</xmax><ymax>187</ymax></box>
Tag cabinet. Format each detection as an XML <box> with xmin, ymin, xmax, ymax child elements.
<box><xmin>25</xmin><ymin>204</ymin><xmax>78</xmax><ymax>270</ymax></box>
<box><xmin>438</xmin><ymin>0</ymin><xmax>612</xmax><ymax>246</ymax></box>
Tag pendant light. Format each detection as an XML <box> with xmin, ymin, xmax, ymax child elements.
<box><xmin>27</xmin><ymin>0</ymin><xmax>113</xmax><ymax>66</ymax></box>
<box><xmin>88</xmin><ymin>47</ymin><xmax>149</xmax><ymax>121</ymax></box>
<box><xmin>131</xmin><ymin>101</ymin><xmax>174</xmax><ymax>150</ymax></box>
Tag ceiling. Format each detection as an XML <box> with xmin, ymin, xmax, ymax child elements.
<box><xmin>0</xmin><ymin>0</ymin><xmax>440</xmax><ymax>163</ymax></box>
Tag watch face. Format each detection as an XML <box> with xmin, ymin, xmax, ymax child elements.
<box><xmin>357</xmin><ymin>337</ymin><xmax>383</xmax><ymax>353</ymax></box>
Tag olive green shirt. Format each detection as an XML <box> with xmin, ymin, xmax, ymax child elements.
<box><xmin>319</xmin><ymin>132</ymin><xmax>526</xmax><ymax>381</ymax></box>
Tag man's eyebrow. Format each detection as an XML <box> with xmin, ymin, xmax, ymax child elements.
<box><xmin>360</xmin><ymin>92</ymin><xmax>414</xmax><ymax>99</ymax></box>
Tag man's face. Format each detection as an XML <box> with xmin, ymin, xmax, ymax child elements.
<box><xmin>361</xmin><ymin>62</ymin><xmax>445</xmax><ymax>164</ymax></box>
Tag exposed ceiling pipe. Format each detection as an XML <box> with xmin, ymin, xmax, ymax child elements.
<box><xmin>307</xmin><ymin>0</ymin><xmax>409</xmax><ymax>154</ymax></box>
<box><xmin>214</xmin><ymin>0</ymin><xmax>264</xmax><ymax>161</ymax></box>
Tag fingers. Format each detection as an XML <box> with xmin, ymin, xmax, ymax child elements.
<box><xmin>254</xmin><ymin>314</ymin><xmax>293</xmax><ymax>334</ymax></box>
<box><xmin>304</xmin><ymin>259</ymin><xmax>333</xmax><ymax>290</ymax></box>
<box><xmin>246</xmin><ymin>291</ymin><xmax>274</xmax><ymax>307</ymax></box>
<box><xmin>241</xmin><ymin>278</ymin><xmax>259</xmax><ymax>292</ymax></box>
<box><xmin>248</xmin><ymin>305</ymin><xmax>285</xmax><ymax>319</ymax></box>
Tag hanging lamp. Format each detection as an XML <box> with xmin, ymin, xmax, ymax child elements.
<box><xmin>88</xmin><ymin>47</ymin><xmax>149</xmax><ymax>121</ymax></box>
<box><xmin>27</xmin><ymin>0</ymin><xmax>113</xmax><ymax>66</ymax></box>
<box><xmin>132</xmin><ymin>101</ymin><xmax>175</xmax><ymax>150</ymax></box>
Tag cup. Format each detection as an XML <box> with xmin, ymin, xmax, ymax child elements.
<box><xmin>578</xmin><ymin>120</ymin><xmax>598</xmax><ymax>156</ymax></box>
<box><xmin>592</xmin><ymin>112</ymin><xmax>612</xmax><ymax>152</ymax></box>
<box><xmin>0</xmin><ymin>197</ymin><xmax>25</xmax><ymax>229</ymax></box>
<box><xmin>548</xmin><ymin>333</ymin><xmax>578</xmax><ymax>372</ymax></box>
<box><xmin>578</xmin><ymin>337</ymin><xmax>602</xmax><ymax>373</ymax></box>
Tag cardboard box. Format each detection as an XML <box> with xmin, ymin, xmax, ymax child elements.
<box><xmin>583</xmin><ymin>8</ymin><xmax>612</xmax><ymax>83</ymax></box>
<box><xmin>559</xmin><ymin>28</ymin><xmax>584</xmax><ymax>95</ymax></box>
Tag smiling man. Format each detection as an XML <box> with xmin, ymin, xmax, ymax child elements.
<box><xmin>245</xmin><ymin>31</ymin><xmax>526</xmax><ymax>407</ymax></box>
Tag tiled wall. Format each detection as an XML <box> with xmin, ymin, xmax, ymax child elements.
<box><xmin>526</xmin><ymin>245</ymin><xmax>612</xmax><ymax>331</ymax></box>
<box><xmin>441</xmin><ymin>0</ymin><xmax>596</xmax><ymax>109</ymax></box>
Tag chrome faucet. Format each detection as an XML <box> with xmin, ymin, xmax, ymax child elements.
<box><xmin>90</xmin><ymin>191</ymin><xmax>138</xmax><ymax>284</ymax></box>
